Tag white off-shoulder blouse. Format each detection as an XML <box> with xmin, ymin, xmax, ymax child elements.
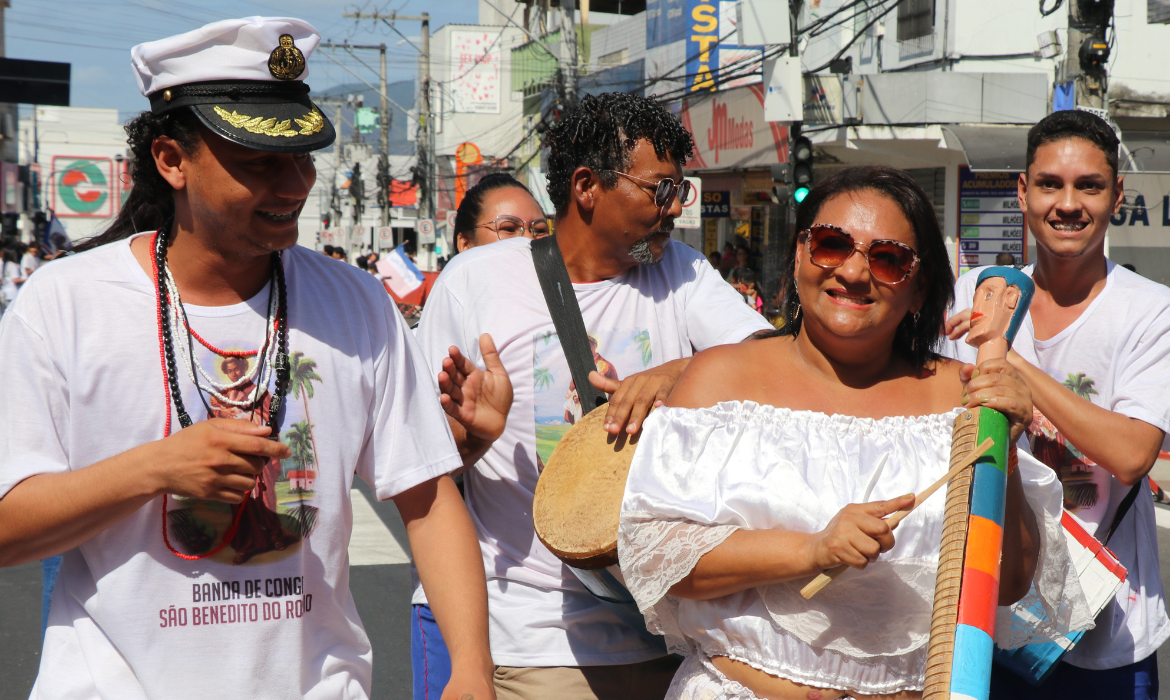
<box><xmin>618</xmin><ymin>402</ymin><xmax>1093</xmax><ymax>697</ymax></box>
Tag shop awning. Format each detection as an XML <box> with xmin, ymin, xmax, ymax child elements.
<box><xmin>942</xmin><ymin>125</ymin><xmax>1031</xmax><ymax>172</ymax></box>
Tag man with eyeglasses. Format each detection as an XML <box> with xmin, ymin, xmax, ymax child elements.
<box><xmin>414</xmin><ymin>93</ymin><xmax>770</xmax><ymax>700</ymax></box>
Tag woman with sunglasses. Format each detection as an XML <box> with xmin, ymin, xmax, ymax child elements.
<box><xmin>454</xmin><ymin>173</ymin><xmax>550</xmax><ymax>253</ymax></box>
<box><xmin>616</xmin><ymin>167</ymin><xmax>1084</xmax><ymax>699</ymax></box>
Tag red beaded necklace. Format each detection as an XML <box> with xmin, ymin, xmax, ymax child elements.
<box><xmin>151</xmin><ymin>228</ymin><xmax>290</xmax><ymax>560</ymax></box>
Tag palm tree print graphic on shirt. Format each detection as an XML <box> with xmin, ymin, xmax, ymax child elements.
<box><xmin>282</xmin><ymin>353</ymin><xmax>324</xmax><ymax>537</ymax></box>
<box><xmin>289</xmin><ymin>352</ymin><xmax>323</xmax><ymax>467</ymax></box>
<box><xmin>1029</xmin><ymin>371</ymin><xmax>1101</xmax><ymax>512</ymax></box>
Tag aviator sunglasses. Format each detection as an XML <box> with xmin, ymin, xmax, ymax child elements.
<box><xmin>800</xmin><ymin>223</ymin><xmax>920</xmax><ymax>284</ymax></box>
<box><xmin>607</xmin><ymin>171</ymin><xmax>696</xmax><ymax>209</ymax></box>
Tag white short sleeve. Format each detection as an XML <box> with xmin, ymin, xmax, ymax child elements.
<box><xmin>357</xmin><ymin>295</ymin><xmax>462</xmax><ymax>500</ymax></box>
<box><xmin>1111</xmin><ymin>303</ymin><xmax>1170</xmax><ymax>444</ymax></box>
<box><xmin>677</xmin><ymin>247</ymin><xmax>771</xmax><ymax>350</ymax></box>
<box><xmin>0</xmin><ymin>311</ymin><xmax>70</xmax><ymax>498</ymax></box>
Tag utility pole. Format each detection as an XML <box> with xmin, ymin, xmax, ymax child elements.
<box><xmin>1064</xmin><ymin>0</ymin><xmax>1114</xmax><ymax>111</ymax></box>
<box><xmin>343</xmin><ymin>11</ymin><xmax>434</xmax><ymax>236</ymax></box>
<box><xmin>561</xmin><ymin>0</ymin><xmax>579</xmax><ymax>107</ymax></box>
<box><xmin>318</xmin><ymin>41</ymin><xmax>393</xmax><ymax>226</ymax></box>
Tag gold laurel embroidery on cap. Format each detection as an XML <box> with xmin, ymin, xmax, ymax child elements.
<box><xmin>268</xmin><ymin>34</ymin><xmax>306</xmax><ymax>80</ymax></box>
<box><xmin>213</xmin><ymin>106</ymin><xmax>325</xmax><ymax>138</ymax></box>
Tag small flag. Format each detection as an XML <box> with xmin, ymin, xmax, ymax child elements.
<box><xmin>376</xmin><ymin>244</ymin><xmax>424</xmax><ymax>298</ymax></box>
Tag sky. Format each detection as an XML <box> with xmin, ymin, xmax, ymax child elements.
<box><xmin>5</xmin><ymin>0</ymin><xmax>482</xmax><ymax>120</ymax></box>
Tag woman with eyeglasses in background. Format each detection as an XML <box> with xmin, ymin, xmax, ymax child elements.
<box><xmin>616</xmin><ymin>166</ymin><xmax>1087</xmax><ymax>699</ymax></box>
<box><xmin>410</xmin><ymin>171</ymin><xmax>547</xmax><ymax>700</ymax></box>
<box><xmin>454</xmin><ymin>173</ymin><xmax>550</xmax><ymax>253</ymax></box>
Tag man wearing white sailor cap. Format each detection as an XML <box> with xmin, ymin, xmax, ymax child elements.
<box><xmin>0</xmin><ymin>17</ymin><xmax>497</xmax><ymax>700</ymax></box>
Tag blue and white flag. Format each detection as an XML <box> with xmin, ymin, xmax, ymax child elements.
<box><xmin>376</xmin><ymin>244</ymin><xmax>424</xmax><ymax>297</ymax></box>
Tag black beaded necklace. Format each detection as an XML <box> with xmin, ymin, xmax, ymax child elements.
<box><xmin>153</xmin><ymin>222</ymin><xmax>291</xmax><ymax>435</ymax></box>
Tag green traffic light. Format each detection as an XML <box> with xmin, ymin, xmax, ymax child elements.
<box><xmin>794</xmin><ymin>187</ymin><xmax>810</xmax><ymax>203</ymax></box>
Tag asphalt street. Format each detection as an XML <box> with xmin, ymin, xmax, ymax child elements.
<box><xmin>6</xmin><ymin>474</ymin><xmax>1170</xmax><ymax>699</ymax></box>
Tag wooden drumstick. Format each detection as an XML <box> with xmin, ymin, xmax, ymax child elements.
<box><xmin>799</xmin><ymin>437</ymin><xmax>995</xmax><ymax>600</ymax></box>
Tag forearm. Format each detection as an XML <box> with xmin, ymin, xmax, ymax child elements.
<box><xmin>669</xmin><ymin>529</ymin><xmax>816</xmax><ymax>600</ymax></box>
<box><xmin>397</xmin><ymin>476</ymin><xmax>493</xmax><ymax>677</ymax></box>
<box><xmin>447</xmin><ymin>416</ymin><xmax>493</xmax><ymax>472</ymax></box>
<box><xmin>999</xmin><ymin>464</ymin><xmax>1039</xmax><ymax>604</ymax></box>
<box><xmin>0</xmin><ymin>442</ymin><xmax>163</xmax><ymax>567</ymax></box>
<box><xmin>1012</xmin><ymin>354</ymin><xmax>1162</xmax><ymax>483</ymax></box>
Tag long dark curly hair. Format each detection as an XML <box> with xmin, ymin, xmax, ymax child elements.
<box><xmin>769</xmin><ymin>165</ymin><xmax>954</xmax><ymax>369</ymax></box>
<box><xmin>544</xmin><ymin>92</ymin><xmax>694</xmax><ymax>216</ymax></box>
<box><xmin>73</xmin><ymin>109</ymin><xmax>202</xmax><ymax>252</ymax></box>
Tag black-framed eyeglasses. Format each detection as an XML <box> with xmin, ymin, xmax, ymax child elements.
<box><xmin>474</xmin><ymin>214</ymin><xmax>551</xmax><ymax>241</ymax></box>
<box><xmin>606</xmin><ymin>170</ymin><xmax>695</xmax><ymax>209</ymax></box>
<box><xmin>799</xmin><ymin>223</ymin><xmax>920</xmax><ymax>285</ymax></box>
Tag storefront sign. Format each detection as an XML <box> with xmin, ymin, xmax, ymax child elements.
<box><xmin>52</xmin><ymin>156</ymin><xmax>113</xmax><ymax>218</ymax></box>
<box><xmin>701</xmin><ymin>190</ymin><xmax>730</xmax><ymax>217</ymax></box>
<box><xmin>676</xmin><ymin>176</ymin><xmax>703</xmax><ymax>228</ymax></box>
<box><xmin>680</xmin><ymin>85</ymin><xmax>788</xmax><ymax>170</ymax></box>
<box><xmin>957</xmin><ymin>167</ymin><xmax>1026</xmax><ymax>275</ymax></box>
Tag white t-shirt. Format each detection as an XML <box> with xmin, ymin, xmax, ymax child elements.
<box><xmin>21</xmin><ymin>251</ymin><xmax>40</xmax><ymax>278</ymax></box>
<box><xmin>1</xmin><ymin>260</ymin><xmax>18</xmax><ymax>303</ymax></box>
<box><xmin>412</xmin><ymin>237</ymin><xmax>771</xmax><ymax>667</ymax></box>
<box><xmin>942</xmin><ymin>261</ymin><xmax>1170</xmax><ymax>669</ymax></box>
<box><xmin>0</xmin><ymin>234</ymin><xmax>461</xmax><ymax>699</ymax></box>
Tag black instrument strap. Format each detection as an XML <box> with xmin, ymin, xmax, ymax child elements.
<box><xmin>530</xmin><ymin>236</ymin><xmax>608</xmax><ymax>413</ymax></box>
<box><xmin>1102</xmin><ymin>482</ymin><xmax>1143</xmax><ymax>546</ymax></box>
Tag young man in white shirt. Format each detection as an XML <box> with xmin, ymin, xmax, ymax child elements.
<box><xmin>945</xmin><ymin>109</ymin><xmax>1170</xmax><ymax>699</ymax></box>
<box><xmin>0</xmin><ymin>18</ymin><xmax>495</xmax><ymax>700</ymax></box>
<box><xmin>414</xmin><ymin>92</ymin><xmax>772</xmax><ymax>700</ymax></box>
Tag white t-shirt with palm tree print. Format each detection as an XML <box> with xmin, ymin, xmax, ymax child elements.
<box><xmin>944</xmin><ymin>261</ymin><xmax>1170</xmax><ymax>670</ymax></box>
<box><xmin>0</xmin><ymin>235</ymin><xmax>461</xmax><ymax>699</ymax></box>
<box><xmin>413</xmin><ymin>236</ymin><xmax>771</xmax><ymax>667</ymax></box>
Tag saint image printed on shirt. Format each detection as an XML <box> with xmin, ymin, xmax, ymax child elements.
<box><xmin>1027</xmin><ymin>371</ymin><xmax>1112</xmax><ymax>522</ymax></box>
<box><xmin>533</xmin><ymin>329</ymin><xmax>653</xmax><ymax>471</ymax></box>
<box><xmin>166</xmin><ymin>348</ymin><xmax>324</xmax><ymax>565</ymax></box>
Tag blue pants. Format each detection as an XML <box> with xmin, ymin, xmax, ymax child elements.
<box><xmin>411</xmin><ymin>604</ymin><xmax>452</xmax><ymax>700</ymax></box>
<box><xmin>991</xmin><ymin>652</ymin><xmax>1158</xmax><ymax>700</ymax></box>
<box><xmin>41</xmin><ymin>555</ymin><xmax>62</xmax><ymax>637</ymax></box>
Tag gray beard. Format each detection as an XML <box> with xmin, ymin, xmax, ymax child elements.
<box><xmin>630</xmin><ymin>236</ymin><xmax>664</xmax><ymax>266</ymax></box>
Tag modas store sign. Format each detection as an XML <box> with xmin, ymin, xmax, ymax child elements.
<box><xmin>680</xmin><ymin>85</ymin><xmax>788</xmax><ymax>171</ymax></box>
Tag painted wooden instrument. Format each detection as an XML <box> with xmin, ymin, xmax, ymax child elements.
<box><xmin>923</xmin><ymin>266</ymin><xmax>1035</xmax><ymax>700</ymax></box>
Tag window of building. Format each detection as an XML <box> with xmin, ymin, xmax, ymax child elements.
<box><xmin>897</xmin><ymin>0</ymin><xmax>934</xmax><ymax>41</ymax></box>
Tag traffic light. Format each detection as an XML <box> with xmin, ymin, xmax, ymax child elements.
<box><xmin>790</xmin><ymin>122</ymin><xmax>813</xmax><ymax>204</ymax></box>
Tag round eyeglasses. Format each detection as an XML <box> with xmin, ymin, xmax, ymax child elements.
<box><xmin>474</xmin><ymin>214</ymin><xmax>551</xmax><ymax>241</ymax></box>
<box><xmin>800</xmin><ymin>223</ymin><xmax>920</xmax><ymax>285</ymax></box>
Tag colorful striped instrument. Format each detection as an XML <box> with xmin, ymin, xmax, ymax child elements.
<box><xmin>923</xmin><ymin>266</ymin><xmax>1035</xmax><ymax>700</ymax></box>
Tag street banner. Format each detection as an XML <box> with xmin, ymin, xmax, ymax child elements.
<box><xmin>377</xmin><ymin>244</ymin><xmax>425</xmax><ymax>298</ymax></box>
<box><xmin>450</xmin><ymin>30</ymin><xmax>501</xmax><ymax>114</ymax></box>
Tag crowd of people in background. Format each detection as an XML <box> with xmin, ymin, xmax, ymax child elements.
<box><xmin>0</xmin><ymin>242</ymin><xmax>54</xmax><ymax>316</ymax></box>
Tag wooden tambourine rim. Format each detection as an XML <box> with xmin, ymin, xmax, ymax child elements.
<box><xmin>533</xmin><ymin>405</ymin><xmax>639</xmax><ymax>570</ymax></box>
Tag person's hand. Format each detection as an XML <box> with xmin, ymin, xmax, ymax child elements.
<box><xmin>150</xmin><ymin>418</ymin><xmax>290</xmax><ymax>503</ymax></box>
<box><xmin>440</xmin><ymin>670</ymin><xmax>496</xmax><ymax>700</ymax></box>
<box><xmin>945</xmin><ymin>307</ymin><xmax>972</xmax><ymax>340</ymax></box>
<box><xmin>589</xmin><ymin>358</ymin><xmax>690</xmax><ymax>435</ymax></box>
<box><xmin>439</xmin><ymin>334</ymin><xmax>513</xmax><ymax>444</ymax></box>
<box><xmin>960</xmin><ymin>358</ymin><xmax>1033</xmax><ymax>443</ymax></box>
<box><xmin>806</xmin><ymin>494</ymin><xmax>915</xmax><ymax>571</ymax></box>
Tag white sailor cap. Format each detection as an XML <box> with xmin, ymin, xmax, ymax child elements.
<box><xmin>131</xmin><ymin>17</ymin><xmax>335</xmax><ymax>153</ymax></box>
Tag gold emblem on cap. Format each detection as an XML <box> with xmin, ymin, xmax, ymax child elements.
<box><xmin>214</xmin><ymin>105</ymin><xmax>324</xmax><ymax>138</ymax></box>
<box><xmin>268</xmin><ymin>34</ymin><xmax>306</xmax><ymax>80</ymax></box>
